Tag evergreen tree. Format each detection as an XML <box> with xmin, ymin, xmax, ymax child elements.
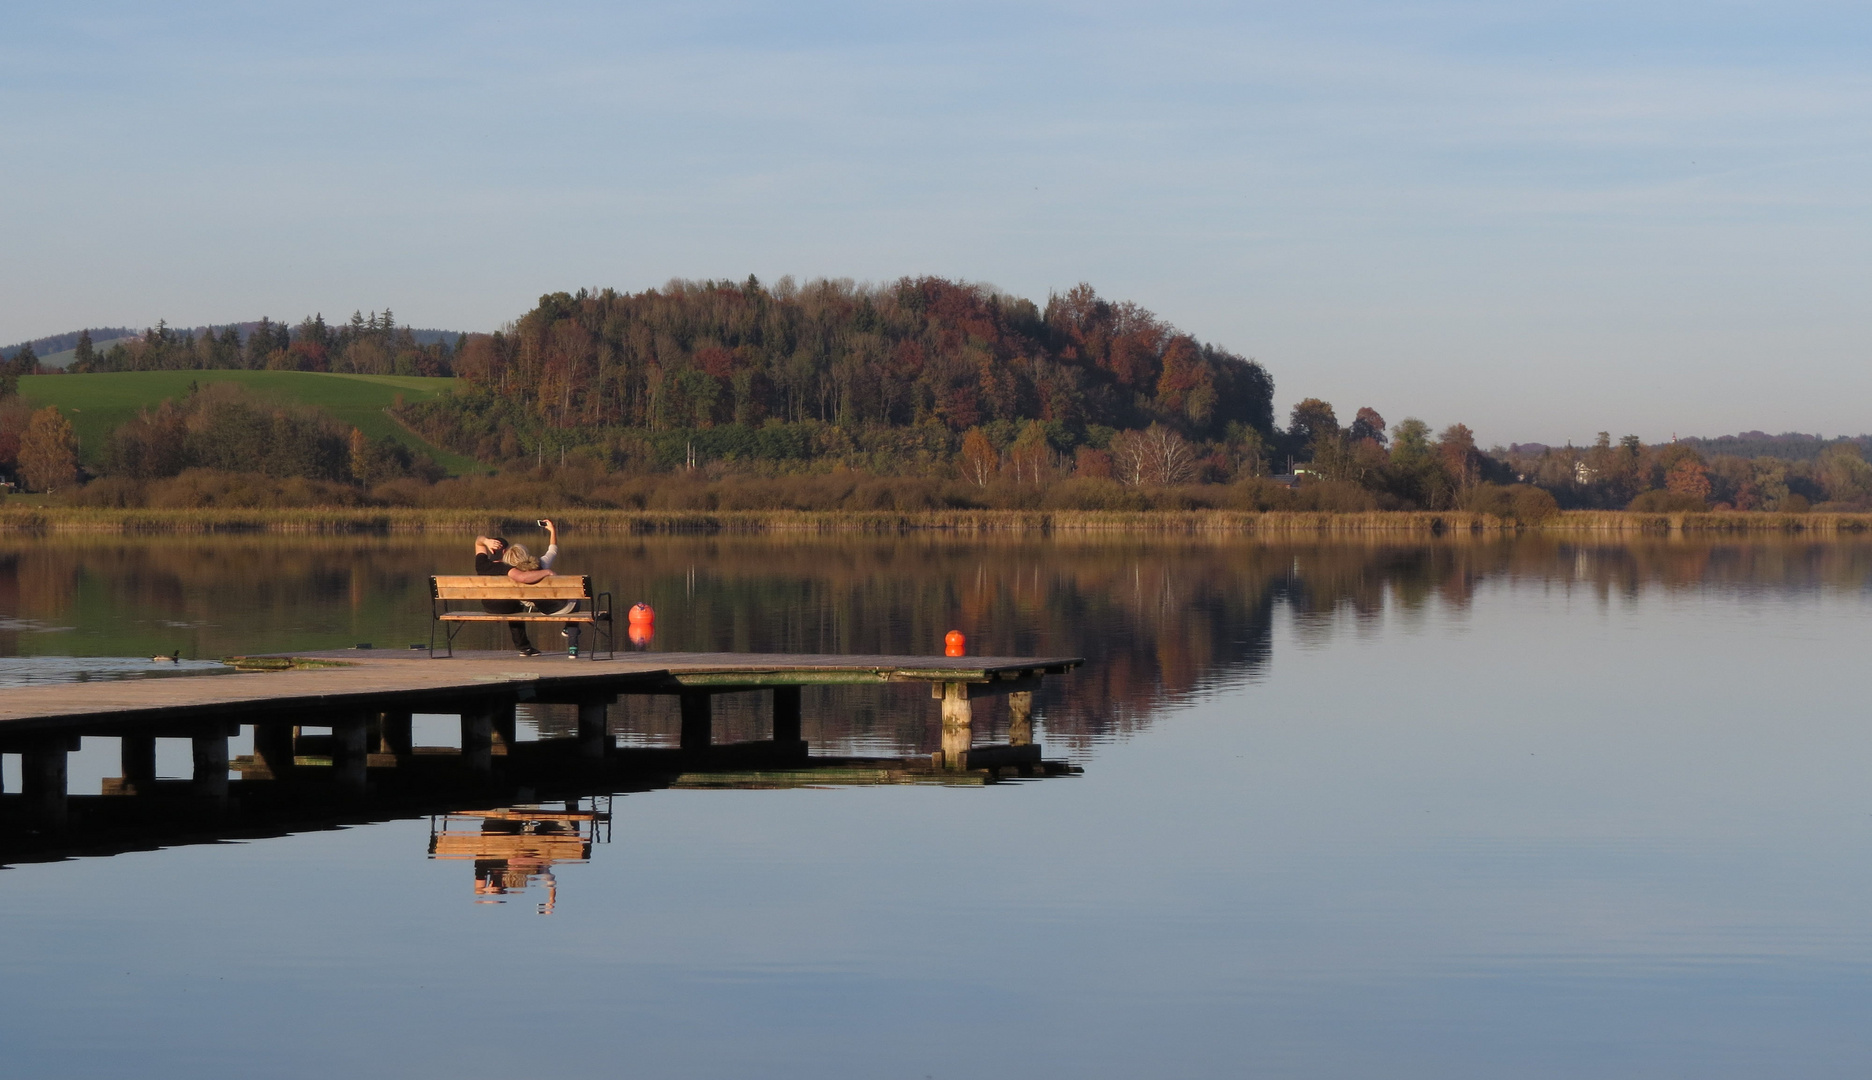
<box><xmin>8</xmin><ymin>341</ymin><xmax>39</xmax><ymax>377</ymax></box>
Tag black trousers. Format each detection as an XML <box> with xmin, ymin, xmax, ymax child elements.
<box><xmin>481</xmin><ymin>600</ymin><xmax>533</xmax><ymax>649</ymax></box>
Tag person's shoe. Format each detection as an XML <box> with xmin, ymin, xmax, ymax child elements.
<box><xmin>519</xmin><ymin>646</ymin><xmax>540</xmax><ymax>657</ymax></box>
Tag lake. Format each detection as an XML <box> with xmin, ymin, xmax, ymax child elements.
<box><xmin>2</xmin><ymin>532</ymin><xmax>1870</xmax><ymax>1077</ymax></box>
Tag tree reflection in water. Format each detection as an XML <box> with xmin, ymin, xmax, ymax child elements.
<box><xmin>3</xmin><ymin>532</ymin><xmax>1871</xmax><ymax>756</ymax></box>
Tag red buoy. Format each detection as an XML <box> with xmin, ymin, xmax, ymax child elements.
<box><xmin>627</xmin><ymin>603</ymin><xmax>655</xmax><ymax>649</ymax></box>
<box><xmin>944</xmin><ymin>630</ymin><xmax>965</xmax><ymax>657</ymax></box>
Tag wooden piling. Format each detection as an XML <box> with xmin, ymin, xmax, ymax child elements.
<box><xmin>379</xmin><ymin>710</ymin><xmax>414</xmax><ymax>758</ymax></box>
<box><xmin>460</xmin><ymin>706</ymin><xmax>494</xmax><ymax>776</ymax></box>
<box><xmin>680</xmin><ymin>691</ymin><xmax>712</xmax><ymax>751</ymax></box>
<box><xmin>192</xmin><ymin>729</ymin><xmax>230</xmax><ymax>802</ymax></box>
<box><xmin>120</xmin><ymin>733</ymin><xmax>157</xmax><ymax>793</ymax></box>
<box><xmin>576</xmin><ymin>701</ymin><xmax>609</xmax><ymax>760</ymax></box>
<box><xmin>773</xmin><ymin>686</ymin><xmax>803</xmax><ymax>744</ymax></box>
<box><xmin>332</xmin><ymin>715</ymin><xmax>369</xmax><ymax>792</ymax></box>
<box><xmin>1008</xmin><ymin>691</ymin><xmax>1034</xmax><ymax>747</ymax></box>
<box><xmin>252</xmin><ymin>721</ymin><xmax>296</xmax><ymax>780</ymax></box>
<box><xmin>24</xmin><ymin>742</ymin><xmax>68</xmax><ymax>828</ymax></box>
<box><xmin>938</xmin><ymin>683</ymin><xmax>973</xmax><ymax>769</ymax></box>
<box><xmin>491</xmin><ymin>701</ymin><xmax>518</xmax><ymax>756</ymax></box>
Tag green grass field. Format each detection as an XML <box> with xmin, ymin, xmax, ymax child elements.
<box><xmin>16</xmin><ymin>370</ymin><xmax>477</xmax><ymax>474</ymax></box>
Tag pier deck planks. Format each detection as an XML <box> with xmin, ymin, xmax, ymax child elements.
<box><xmin>0</xmin><ymin>652</ymin><xmax>1082</xmax><ymax>735</ymax></box>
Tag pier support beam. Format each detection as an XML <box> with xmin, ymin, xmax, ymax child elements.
<box><xmin>378</xmin><ymin>710</ymin><xmax>413</xmax><ymax>759</ymax></box>
<box><xmin>460</xmin><ymin>706</ymin><xmax>494</xmax><ymax>776</ymax></box>
<box><xmin>192</xmin><ymin>729</ymin><xmax>230</xmax><ymax>803</ymax></box>
<box><xmin>576</xmin><ymin>701</ymin><xmax>609</xmax><ymax>760</ymax></box>
<box><xmin>938</xmin><ymin>683</ymin><xmax>973</xmax><ymax>769</ymax></box>
<box><xmin>120</xmin><ymin>733</ymin><xmax>157</xmax><ymax>793</ymax></box>
<box><xmin>680</xmin><ymin>691</ymin><xmax>712</xmax><ymax>752</ymax></box>
<box><xmin>772</xmin><ymin>686</ymin><xmax>802</xmax><ymax>745</ymax></box>
<box><xmin>252</xmin><ymin>721</ymin><xmax>296</xmax><ymax>780</ymax></box>
<box><xmin>332</xmin><ymin>715</ymin><xmax>369</xmax><ymax>792</ymax></box>
<box><xmin>23</xmin><ymin>742</ymin><xmax>69</xmax><ymax>828</ymax></box>
<box><xmin>1008</xmin><ymin>691</ymin><xmax>1034</xmax><ymax>747</ymax></box>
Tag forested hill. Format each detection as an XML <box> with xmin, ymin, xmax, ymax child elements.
<box><xmin>450</xmin><ymin>277</ymin><xmax>1274</xmax><ymax>441</ymax></box>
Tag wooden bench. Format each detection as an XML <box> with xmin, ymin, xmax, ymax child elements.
<box><xmin>429</xmin><ymin>575</ymin><xmax>613</xmax><ymax>659</ymax></box>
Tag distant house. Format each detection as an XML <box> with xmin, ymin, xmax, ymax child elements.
<box><xmin>1574</xmin><ymin>461</ymin><xmax>1596</xmax><ymax>484</ymax></box>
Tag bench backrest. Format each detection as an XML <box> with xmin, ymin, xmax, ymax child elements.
<box><xmin>432</xmin><ymin>575</ymin><xmax>592</xmax><ymax>602</ymax></box>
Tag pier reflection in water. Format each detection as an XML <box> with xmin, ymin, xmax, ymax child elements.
<box><xmin>431</xmin><ymin>803</ymin><xmax>610</xmax><ymax>913</ymax></box>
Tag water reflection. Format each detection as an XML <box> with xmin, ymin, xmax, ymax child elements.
<box><xmin>6</xmin><ymin>534</ymin><xmax>1872</xmax><ymax>752</ymax></box>
<box><xmin>6</xmin><ymin>533</ymin><xmax>1872</xmax><ymax>1075</ymax></box>
<box><xmin>431</xmin><ymin>802</ymin><xmax>611</xmax><ymax>914</ymax></box>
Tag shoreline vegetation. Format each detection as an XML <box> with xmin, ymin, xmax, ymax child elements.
<box><xmin>7</xmin><ymin>281</ymin><xmax>1870</xmax><ymax>529</ymax></box>
<box><xmin>2</xmin><ymin>506</ymin><xmax>1870</xmax><ymax>535</ymax></box>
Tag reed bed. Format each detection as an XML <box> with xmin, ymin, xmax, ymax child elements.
<box><xmin>3</xmin><ymin>505</ymin><xmax>1870</xmax><ymax>535</ymax></box>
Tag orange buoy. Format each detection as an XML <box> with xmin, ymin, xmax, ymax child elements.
<box><xmin>944</xmin><ymin>630</ymin><xmax>965</xmax><ymax>657</ymax></box>
<box><xmin>628</xmin><ymin>602</ymin><xmax>655</xmax><ymax>625</ymax></box>
<box><xmin>628</xmin><ymin>622</ymin><xmax>654</xmax><ymax>648</ymax></box>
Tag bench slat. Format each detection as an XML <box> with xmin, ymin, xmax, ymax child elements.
<box><xmin>432</xmin><ymin>574</ymin><xmax>592</xmax><ymax>601</ymax></box>
<box><xmin>439</xmin><ymin>613</ymin><xmax>601</xmax><ymax>623</ymax></box>
<box><xmin>435</xmin><ymin>586</ymin><xmax>591</xmax><ymax>601</ymax></box>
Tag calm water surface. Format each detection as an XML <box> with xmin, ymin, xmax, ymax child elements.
<box><xmin>2</xmin><ymin>534</ymin><xmax>1870</xmax><ymax>1077</ymax></box>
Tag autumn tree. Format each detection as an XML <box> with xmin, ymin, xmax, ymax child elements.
<box><xmin>1348</xmin><ymin>407</ymin><xmax>1386</xmax><ymax>446</ymax></box>
<box><xmin>960</xmin><ymin>427</ymin><xmax>998</xmax><ymax>486</ymax></box>
<box><xmin>18</xmin><ymin>406</ymin><xmax>79</xmax><ymax>491</ymax></box>
<box><xmin>1007</xmin><ymin>421</ymin><xmax>1053</xmax><ymax>485</ymax></box>
<box><xmin>1814</xmin><ymin>443</ymin><xmax>1872</xmax><ymax>504</ymax></box>
<box><xmin>1663</xmin><ymin>458</ymin><xmax>1712</xmax><ymax>503</ymax></box>
<box><xmin>1111</xmin><ymin>424</ymin><xmax>1196</xmax><ymax>486</ymax></box>
<box><xmin>1436</xmin><ymin>424</ymin><xmax>1481</xmax><ymax>492</ymax></box>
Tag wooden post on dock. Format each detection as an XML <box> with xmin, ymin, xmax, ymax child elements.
<box><xmin>680</xmin><ymin>691</ymin><xmax>712</xmax><ymax>752</ymax></box>
<box><xmin>121</xmin><ymin>733</ymin><xmax>157</xmax><ymax>793</ymax></box>
<box><xmin>1008</xmin><ymin>691</ymin><xmax>1034</xmax><ymax>746</ymax></box>
<box><xmin>772</xmin><ymin>686</ymin><xmax>802</xmax><ymax>745</ymax></box>
<box><xmin>938</xmin><ymin>683</ymin><xmax>972</xmax><ymax>769</ymax></box>
<box><xmin>192</xmin><ymin>728</ymin><xmax>230</xmax><ymax>803</ymax></box>
<box><xmin>23</xmin><ymin>741</ymin><xmax>69</xmax><ymax>828</ymax></box>
<box><xmin>331</xmin><ymin>715</ymin><xmax>368</xmax><ymax>792</ymax></box>
<box><xmin>576</xmin><ymin>701</ymin><xmax>609</xmax><ymax>760</ymax></box>
<box><xmin>251</xmin><ymin>721</ymin><xmax>297</xmax><ymax>780</ymax></box>
<box><xmin>460</xmin><ymin>706</ymin><xmax>494</xmax><ymax>776</ymax></box>
<box><xmin>379</xmin><ymin>710</ymin><xmax>414</xmax><ymax>759</ymax></box>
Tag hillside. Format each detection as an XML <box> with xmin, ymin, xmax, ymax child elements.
<box><xmin>15</xmin><ymin>370</ymin><xmax>474</xmax><ymax>473</ymax></box>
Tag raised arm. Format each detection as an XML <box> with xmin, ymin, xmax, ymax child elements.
<box><xmin>539</xmin><ymin>520</ymin><xmax>560</xmax><ymax>569</ymax></box>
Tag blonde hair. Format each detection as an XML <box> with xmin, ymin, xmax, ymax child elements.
<box><xmin>501</xmin><ymin>543</ymin><xmax>541</xmax><ymax>571</ymax></box>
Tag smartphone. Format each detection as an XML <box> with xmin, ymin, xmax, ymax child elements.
<box><xmin>536</xmin><ymin>519</ymin><xmax>550</xmax><ymax>527</ymax></box>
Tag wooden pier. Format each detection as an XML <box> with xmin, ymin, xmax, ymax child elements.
<box><xmin>0</xmin><ymin>650</ymin><xmax>1082</xmax><ymax>845</ymax></box>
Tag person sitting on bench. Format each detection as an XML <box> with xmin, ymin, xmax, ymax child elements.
<box><xmin>502</xmin><ymin>519</ymin><xmax>582</xmax><ymax>654</ymax></box>
<box><xmin>474</xmin><ymin>535</ymin><xmax>538</xmax><ymax>656</ymax></box>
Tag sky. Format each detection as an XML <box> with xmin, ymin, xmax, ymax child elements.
<box><xmin>2</xmin><ymin>0</ymin><xmax>1867</xmax><ymax>445</ymax></box>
